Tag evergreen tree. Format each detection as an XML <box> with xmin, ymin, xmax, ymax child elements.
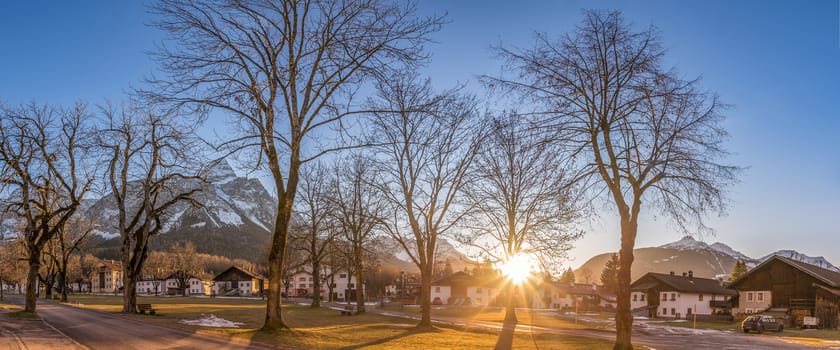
<box><xmin>559</xmin><ymin>268</ymin><xmax>576</xmax><ymax>283</ymax></box>
<box><xmin>600</xmin><ymin>254</ymin><xmax>620</xmax><ymax>293</ymax></box>
<box><xmin>730</xmin><ymin>260</ymin><xmax>748</xmax><ymax>281</ymax></box>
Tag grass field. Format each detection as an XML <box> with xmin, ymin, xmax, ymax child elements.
<box><xmin>63</xmin><ymin>295</ymin><xmax>620</xmax><ymax>349</ymax></box>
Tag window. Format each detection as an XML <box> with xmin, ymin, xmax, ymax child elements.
<box><xmin>661</xmin><ymin>293</ymin><xmax>667</xmax><ymax>301</ymax></box>
<box><xmin>476</xmin><ymin>288</ymin><xmax>482</xmax><ymax>294</ymax></box>
<box><xmin>340</xmin><ymin>273</ymin><xmax>347</xmax><ymax>278</ymax></box>
<box><xmin>699</xmin><ymin>294</ymin><xmax>704</xmax><ymax>301</ymax></box>
<box><xmin>757</xmin><ymin>292</ymin><xmax>764</xmax><ymax>302</ymax></box>
<box><xmin>435</xmin><ymin>287</ymin><xmax>441</xmax><ymax>293</ymax></box>
<box><xmin>476</xmin><ymin>298</ymin><xmax>482</xmax><ymax>304</ymax></box>
<box><xmin>633</xmin><ymin>294</ymin><xmax>637</xmax><ymax>301</ymax></box>
<box><xmin>640</xmin><ymin>294</ymin><xmax>645</xmax><ymax>301</ymax></box>
<box><xmin>671</xmin><ymin>308</ymin><xmax>675</xmax><ymax>315</ymax></box>
<box><xmin>309</xmin><ymin>277</ymin><xmax>314</xmax><ymax>282</ymax></box>
<box><xmin>747</xmin><ymin>292</ymin><xmax>753</xmax><ymax>301</ymax></box>
<box><xmin>299</xmin><ymin>277</ymin><xmax>306</xmax><ymax>281</ymax></box>
<box><xmin>662</xmin><ymin>308</ymin><xmax>667</xmax><ymax>315</ymax></box>
<box><xmin>745</xmin><ymin>308</ymin><xmax>753</xmax><ymax>314</ymax></box>
<box><xmin>670</xmin><ymin>293</ymin><xmax>676</xmax><ymax>301</ymax></box>
<box><xmin>309</xmin><ymin>283</ymin><xmax>314</xmax><ymax>288</ymax></box>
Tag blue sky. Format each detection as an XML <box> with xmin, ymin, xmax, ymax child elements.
<box><xmin>1</xmin><ymin>1</ymin><xmax>838</xmax><ymax>269</ymax></box>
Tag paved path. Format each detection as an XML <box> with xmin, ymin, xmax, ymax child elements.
<box><xmin>3</xmin><ymin>295</ymin><xmax>274</xmax><ymax>350</ymax></box>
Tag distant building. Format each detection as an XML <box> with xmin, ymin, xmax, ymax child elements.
<box><xmin>533</xmin><ymin>282</ymin><xmax>616</xmax><ymax>311</ymax></box>
<box><xmin>91</xmin><ymin>260</ymin><xmax>123</xmax><ymax>294</ymax></box>
<box><xmin>729</xmin><ymin>255</ymin><xmax>840</xmax><ymax>329</ymax></box>
<box><xmin>430</xmin><ymin>271</ymin><xmax>501</xmax><ymax>306</ymax></box>
<box><xmin>630</xmin><ymin>271</ymin><xmax>736</xmax><ymax>319</ymax></box>
<box><xmin>284</xmin><ymin>267</ymin><xmax>361</xmax><ymax>302</ymax></box>
<box><xmin>212</xmin><ymin>266</ymin><xmax>266</xmax><ymax>297</ymax></box>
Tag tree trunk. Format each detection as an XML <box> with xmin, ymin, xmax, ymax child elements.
<box><xmin>43</xmin><ymin>274</ymin><xmax>54</xmax><ymax>300</ymax></box>
<box><xmin>417</xmin><ymin>265</ymin><xmax>433</xmax><ymax>328</ymax></box>
<box><xmin>25</xmin><ymin>252</ymin><xmax>40</xmax><ymax>312</ymax></box>
<box><xmin>123</xmin><ymin>274</ymin><xmax>137</xmax><ymax>313</ymax></box>
<box><xmin>263</xmin><ymin>215</ymin><xmax>291</xmax><ymax>331</ymax></box>
<box><xmin>57</xmin><ymin>270</ymin><xmax>68</xmax><ymax>302</ymax></box>
<box><xmin>613</xmin><ymin>215</ymin><xmax>637</xmax><ymax>350</ymax></box>
<box><xmin>311</xmin><ymin>260</ymin><xmax>321</xmax><ymax>307</ymax></box>
<box><xmin>355</xmin><ymin>259</ymin><xmax>365</xmax><ymax>314</ymax></box>
<box><xmin>504</xmin><ymin>283</ymin><xmax>518</xmax><ymax>324</ymax></box>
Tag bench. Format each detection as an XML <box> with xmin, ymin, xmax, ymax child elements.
<box><xmin>137</xmin><ymin>303</ymin><xmax>156</xmax><ymax>315</ymax></box>
<box><xmin>340</xmin><ymin>305</ymin><xmax>357</xmax><ymax>316</ymax></box>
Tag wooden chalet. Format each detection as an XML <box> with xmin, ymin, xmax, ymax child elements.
<box><xmin>212</xmin><ymin>266</ymin><xmax>266</xmax><ymax>297</ymax></box>
<box><xmin>729</xmin><ymin>255</ymin><xmax>840</xmax><ymax>328</ymax></box>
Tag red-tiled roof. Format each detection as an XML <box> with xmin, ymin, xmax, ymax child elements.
<box><xmin>632</xmin><ymin>272</ymin><xmax>736</xmax><ymax>296</ymax></box>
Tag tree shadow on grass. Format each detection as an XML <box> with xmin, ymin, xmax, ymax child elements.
<box><xmin>338</xmin><ymin>325</ymin><xmax>441</xmax><ymax>350</ymax></box>
<box><xmin>494</xmin><ymin>319</ymin><xmax>517</xmax><ymax>350</ymax></box>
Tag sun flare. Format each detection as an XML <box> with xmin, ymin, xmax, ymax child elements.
<box><xmin>498</xmin><ymin>254</ymin><xmax>534</xmax><ymax>285</ymax></box>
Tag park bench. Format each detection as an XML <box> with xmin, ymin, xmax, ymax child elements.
<box><xmin>137</xmin><ymin>303</ymin><xmax>156</xmax><ymax>315</ymax></box>
<box><xmin>340</xmin><ymin>304</ymin><xmax>357</xmax><ymax>316</ymax></box>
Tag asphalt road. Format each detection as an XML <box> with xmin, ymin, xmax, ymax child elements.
<box><xmin>8</xmin><ymin>295</ymin><xmax>273</xmax><ymax>350</ymax></box>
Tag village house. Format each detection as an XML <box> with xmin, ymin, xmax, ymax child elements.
<box><xmin>729</xmin><ymin>255</ymin><xmax>840</xmax><ymax>329</ymax></box>
<box><xmin>430</xmin><ymin>271</ymin><xmax>501</xmax><ymax>306</ymax></box>
<box><xmin>284</xmin><ymin>267</ymin><xmax>361</xmax><ymax>302</ymax></box>
<box><xmin>532</xmin><ymin>282</ymin><xmax>617</xmax><ymax>311</ymax></box>
<box><xmin>136</xmin><ymin>277</ymin><xmax>165</xmax><ymax>295</ymax></box>
<box><xmin>91</xmin><ymin>260</ymin><xmax>123</xmax><ymax>294</ymax></box>
<box><xmin>630</xmin><ymin>271</ymin><xmax>736</xmax><ymax>320</ymax></box>
<box><xmin>212</xmin><ymin>266</ymin><xmax>266</xmax><ymax>297</ymax></box>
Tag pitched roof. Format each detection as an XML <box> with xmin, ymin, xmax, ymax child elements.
<box><xmin>632</xmin><ymin>272</ymin><xmax>736</xmax><ymax>296</ymax></box>
<box><xmin>213</xmin><ymin>266</ymin><xmax>266</xmax><ymax>281</ymax></box>
<box><xmin>729</xmin><ymin>255</ymin><xmax>840</xmax><ymax>289</ymax></box>
<box><xmin>432</xmin><ymin>271</ymin><xmax>502</xmax><ymax>288</ymax></box>
<box><xmin>99</xmin><ymin>259</ymin><xmax>122</xmax><ymax>271</ymax></box>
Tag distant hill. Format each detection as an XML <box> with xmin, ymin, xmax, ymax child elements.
<box><xmin>575</xmin><ymin>236</ymin><xmax>839</xmax><ymax>283</ymax></box>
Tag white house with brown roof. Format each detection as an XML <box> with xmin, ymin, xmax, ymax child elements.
<box><xmin>630</xmin><ymin>271</ymin><xmax>736</xmax><ymax>319</ymax></box>
<box><xmin>212</xmin><ymin>266</ymin><xmax>266</xmax><ymax>296</ymax></box>
<box><xmin>533</xmin><ymin>282</ymin><xmax>616</xmax><ymax>311</ymax></box>
<box><xmin>430</xmin><ymin>271</ymin><xmax>501</xmax><ymax>306</ymax></box>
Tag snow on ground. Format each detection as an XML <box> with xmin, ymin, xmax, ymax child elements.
<box><xmin>216</xmin><ymin>208</ymin><xmax>244</xmax><ymax>226</ymax></box>
<box><xmin>180</xmin><ymin>314</ymin><xmax>244</xmax><ymax>328</ymax></box>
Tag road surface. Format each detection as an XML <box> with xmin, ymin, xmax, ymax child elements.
<box><xmin>7</xmin><ymin>295</ymin><xmax>275</xmax><ymax>350</ymax></box>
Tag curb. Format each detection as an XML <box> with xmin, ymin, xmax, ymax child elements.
<box><xmin>41</xmin><ymin>317</ymin><xmax>91</xmax><ymax>350</ymax></box>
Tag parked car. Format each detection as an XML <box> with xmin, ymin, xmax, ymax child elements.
<box><xmin>432</xmin><ymin>297</ymin><xmax>443</xmax><ymax>305</ymax></box>
<box><xmin>742</xmin><ymin>315</ymin><xmax>784</xmax><ymax>333</ymax></box>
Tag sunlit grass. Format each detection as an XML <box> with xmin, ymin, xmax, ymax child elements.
<box><xmin>64</xmin><ymin>295</ymin><xmax>618</xmax><ymax>349</ymax></box>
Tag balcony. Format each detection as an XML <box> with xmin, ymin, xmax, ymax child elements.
<box><xmin>709</xmin><ymin>300</ymin><xmax>730</xmax><ymax>308</ymax></box>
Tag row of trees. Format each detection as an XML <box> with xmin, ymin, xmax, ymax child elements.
<box><xmin>2</xmin><ymin>2</ymin><xmax>739</xmax><ymax>349</ymax></box>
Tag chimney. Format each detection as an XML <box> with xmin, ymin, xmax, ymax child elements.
<box><xmin>669</xmin><ymin>271</ymin><xmax>675</xmax><ymax>275</ymax></box>
<box><xmin>688</xmin><ymin>270</ymin><xmax>693</xmax><ymax>280</ymax></box>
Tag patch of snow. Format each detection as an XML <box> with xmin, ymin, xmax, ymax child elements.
<box><xmin>207</xmin><ymin>161</ymin><xmax>238</xmax><ymax>185</ymax></box>
<box><xmin>190</xmin><ymin>222</ymin><xmax>206</xmax><ymax>228</ymax></box>
<box><xmin>216</xmin><ymin>209</ymin><xmax>243</xmax><ymax>226</ymax></box>
<box><xmin>180</xmin><ymin>314</ymin><xmax>244</xmax><ymax>328</ymax></box>
<box><xmin>760</xmin><ymin>250</ymin><xmax>840</xmax><ymax>272</ymax></box>
<box><xmin>161</xmin><ymin>208</ymin><xmax>187</xmax><ymax>233</ymax></box>
<box><xmin>659</xmin><ymin>236</ymin><xmax>709</xmax><ymax>251</ymax></box>
<box><xmin>394</xmin><ymin>250</ymin><xmax>411</xmax><ymax>262</ymax></box>
<box><xmin>92</xmin><ymin>229</ymin><xmax>120</xmax><ymax>239</ymax></box>
<box><xmin>709</xmin><ymin>242</ymin><xmax>752</xmax><ymax>262</ymax></box>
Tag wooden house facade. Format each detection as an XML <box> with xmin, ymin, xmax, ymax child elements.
<box><xmin>729</xmin><ymin>255</ymin><xmax>840</xmax><ymax>328</ymax></box>
<box><xmin>212</xmin><ymin>266</ymin><xmax>266</xmax><ymax>297</ymax></box>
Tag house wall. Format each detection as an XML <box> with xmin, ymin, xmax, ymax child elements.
<box><xmin>136</xmin><ymin>280</ymin><xmax>164</xmax><ymax>295</ymax></box>
<box><xmin>631</xmin><ymin>291</ymin><xmax>648</xmax><ymax>310</ymax></box>
<box><xmin>431</xmin><ymin>285</ymin><xmax>451</xmax><ymax>304</ymax></box>
<box><xmin>656</xmin><ymin>291</ymin><xmax>728</xmax><ymax>318</ymax></box>
<box><xmin>91</xmin><ymin>268</ymin><xmax>122</xmax><ymax>293</ymax></box>
<box><xmin>732</xmin><ymin>259</ymin><xmax>820</xmax><ymax>309</ymax></box>
<box><xmin>736</xmin><ymin>290</ymin><xmax>772</xmax><ymax>314</ymax></box>
<box><xmin>466</xmin><ymin>286</ymin><xmax>497</xmax><ymax>306</ymax></box>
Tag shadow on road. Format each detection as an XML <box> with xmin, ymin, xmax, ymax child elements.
<box><xmin>493</xmin><ymin>319</ymin><xmax>517</xmax><ymax>350</ymax></box>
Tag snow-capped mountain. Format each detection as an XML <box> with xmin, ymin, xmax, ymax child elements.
<box><xmin>575</xmin><ymin>235</ymin><xmax>839</xmax><ymax>283</ymax></box>
<box><xmin>84</xmin><ymin>161</ymin><xmax>277</xmax><ymax>261</ymax></box>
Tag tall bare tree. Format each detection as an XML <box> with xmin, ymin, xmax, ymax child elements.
<box><xmin>98</xmin><ymin>103</ymin><xmax>205</xmax><ymax>313</ymax></box>
<box><xmin>488</xmin><ymin>10</ymin><xmax>740</xmax><ymax>349</ymax></box>
<box><xmin>147</xmin><ymin>0</ymin><xmax>443</xmax><ymax>331</ymax></box>
<box><xmin>458</xmin><ymin>113</ymin><xmax>582</xmax><ymax>323</ymax></box>
<box><xmin>292</xmin><ymin>163</ymin><xmax>338</xmax><ymax>307</ymax></box>
<box><xmin>0</xmin><ymin>103</ymin><xmax>93</xmax><ymax>313</ymax></box>
<box><xmin>369</xmin><ymin>73</ymin><xmax>481</xmax><ymax>328</ymax></box>
<box><xmin>330</xmin><ymin>156</ymin><xmax>385</xmax><ymax>314</ymax></box>
<box><xmin>45</xmin><ymin>216</ymin><xmax>93</xmax><ymax>301</ymax></box>
<box><xmin>167</xmin><ymin>242</ymin><xmax>203</xmax><ymax>295</ymax></box>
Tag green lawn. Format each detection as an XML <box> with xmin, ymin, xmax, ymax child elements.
<box><xmin>62</xmin><ymin>295</ymin><xmax>620</xmax><ymax>349</ymax></box>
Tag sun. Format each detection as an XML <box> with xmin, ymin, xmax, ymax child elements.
<box><xmin>498</xmin><ymin>254</ymin><xmax>534</xmax><ymax>285</ymax></box>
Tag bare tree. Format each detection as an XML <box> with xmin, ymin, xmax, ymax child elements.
<box><xmin>330</xmin><ymin>156</ymin><xmax>385</xmax><ymax>314</ymax></box>
<box><xmin>45</xmin><ymin>216</ymin><xmax>93</xmax><ymax>301</ymax></box>
<box><xmin>458</xmin><ymin>112</ymin><xmax>582</xmax><ymax>323</ymax></box>
<box><xmin>488</xmin><ymin>10</ymin><xmax>740</xmax><ymax>349</ymax></box>
<box><xmin>98</xmin><ymin>103</ymin><xmax>205</xmax><ymax>313</ymax></box>
<box><xmin>292</xmin><ymin>163</ymin><xmax>338</xmax><ymax>307</ymax></box>
<box><xmin>167</xmin><ymin>242</ymin><xmax>203</xmax><ymax>295</ymax></box>
<box><xmin>369</xmin><ymin>73</ymin><xmax>482</xmax><ymax>328</ymax></box>
<box><xmin>147</xmin><ymin>0</ymin><xmax>443</xmax><ymax>331</ymax></box>
<box><xmin>0</xmin><ymin>103</ymin><xmax>93</xmax><ymax>313</ymax></box>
